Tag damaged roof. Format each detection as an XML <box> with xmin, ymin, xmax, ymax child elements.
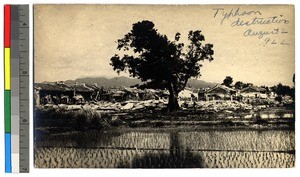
<box><xmin>34</xmin><ymin>83</ymin><xmax>73</xmax><ymax>92</ymax></box>
<box><xmin>206</xmin><ymin>84</ymin><xmax>236</xmax><ymax>94</ymax></box>
<box><xmin>35</xmin><ymin>82</ymin><xmax>94</xmax><ymax>92</ymax></box>
<box><xmin>241</xmin><ymin>86</ymin><xmax>267</xmax><ymax>93</ymax></box>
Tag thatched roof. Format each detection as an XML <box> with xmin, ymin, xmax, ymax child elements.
<box><xmin>69</xmin><ymin>84</ymin><xmax>94</xmax><ymax>92</ymax></box>
<box><xmin>34</xmin><ymin>83</ymin><xmax>73</xmax><ymax>92</ymax></box>
<box><xmin>34</xmin><ymin>82</ymin><xmax>93</xmax><ymax>92</ymax></box>
<box><xmin>206</xmin><ymin>84</ymin><xmax>236</xmax><ymax>94</ymax></box>
<box><xmin>122</xmin><ymin>87</ymin><xmax>141</xmax><ymax>93</ymax></box>
<box><xmin>241</xmin><ymin>86</ymin><xmax>266</xmax><ymax>93</ymax></box>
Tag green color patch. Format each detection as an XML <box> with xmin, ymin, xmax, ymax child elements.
<box><xmin>5</xmin><ymin>90</ymin><xmax>11</xmax><ymax>132</ymax></box>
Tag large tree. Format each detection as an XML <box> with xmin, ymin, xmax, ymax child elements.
<box><xmin>110</xmin><ymin>20</ymin><xmax>214</xmax><ymax>111</ymax></box>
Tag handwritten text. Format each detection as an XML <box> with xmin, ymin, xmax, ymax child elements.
<box><xmin>213</xmin><ymin>8</ymin><xmax>261</xmax><ymax>25</ymax></box>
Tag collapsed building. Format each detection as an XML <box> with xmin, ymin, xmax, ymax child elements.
<box><xmin>34</xmin><ymin>82</ymin><xmax>274</xmax><ymax>106</ymax></box>
<box><xmin>202</xmin><ymin>84</ymin><xmax>236</xmax><ymax>101</ymax></box>
<box><xmin>34</xmin><ymin>82</ymin><xmax>166</xmax><ymax>105</ymax></box>
<box><xmin>240</xmin><ymin>86</ymin><xmax>268</xmax><ymax>99</ymax></box>
<box><xmin>34</xmin><ymin>82</ymin><xmax>74</xmax><ymax>105</ymax></box>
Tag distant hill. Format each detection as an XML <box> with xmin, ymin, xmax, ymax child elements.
<box><xmin>64</xmin><ymin>76</ymin><xmax>216</xmax><ymax>88</ymax></box>
<box><xmin>65</xmin><ymin>76</ymin><xmax>141</xmax><ymax>87</ymax></box>
<box><xmin>186</xmin><ymin>79</ymin><xmax>216</xmax><ymax>88</ymax></box>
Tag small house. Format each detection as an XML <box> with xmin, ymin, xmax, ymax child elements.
<box><xmin>34</xmin><ymin>82</ymin><xmax>74</xmax><ymax>105</ymax></box>
<box><xmin>240</xmin><ymin>86</ymin><xmax>267</xmax><ymax>99</ymax></box>
<box><xmin>204</xmin><ymin>84</ymin><xmax>236</xmax><ymax>101</ymax></box>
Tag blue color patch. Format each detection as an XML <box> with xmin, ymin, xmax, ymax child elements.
<box><xmin>5</xmin><ymin>133</ymin><xmax>12</xmax><ymax>173</ymax></box>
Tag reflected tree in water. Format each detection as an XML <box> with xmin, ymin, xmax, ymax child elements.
<box><xmin>118</xmin><ymin>131</ymin><xmax>204</xmax><ymax>168</ymax></box>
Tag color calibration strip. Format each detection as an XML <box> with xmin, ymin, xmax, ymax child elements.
<box><xmin>4</xmin><ymin>4</ymin><xmax>12</xmax><ymax>173</ymax></box>
<box><xmin>18</xmin><ymin>5</ymin><xmax>30</xmax><ymax>173</ymax></box>
<box><xmin>4</xmin><ymin>4</ymin><xmax>29</xmax><ymax>173</ymax></box>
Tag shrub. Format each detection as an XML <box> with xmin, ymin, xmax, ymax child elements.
<box><xmin>73</xmin><ymin>108</ymin><xmax>112</xmax><ymax>131</ymax></box>
<box><xmin>35</xmin><ymin>107</ymin><xmax>113</xmax><ymax>131</ymax></box>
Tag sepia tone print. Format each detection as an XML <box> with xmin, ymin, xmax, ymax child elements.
<box><xmin>34</xmin><ymin>5</ymin><xmax>295</xmax><ymax>168</ymax></box>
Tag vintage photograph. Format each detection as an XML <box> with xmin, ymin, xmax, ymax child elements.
<box><xmin>33</xmin><ymin>5</ymin><xmax>295</xmax><ymax>168</ymax></box>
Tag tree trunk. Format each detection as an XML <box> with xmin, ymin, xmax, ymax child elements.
<box><xmin>167</xmin><ymin>83</ymin><xmax>179</xmax><ymax>112</ymax></box>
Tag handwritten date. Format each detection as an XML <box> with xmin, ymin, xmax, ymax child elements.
<box><xmin>260</xmin><ymin>38</ymin><xmax>289</xmax><ymax>47</ymax></box>
<box><xmin>244</xmin><ymin>28</ymin><xmax>288</xmax><ymax>39</ymax></box>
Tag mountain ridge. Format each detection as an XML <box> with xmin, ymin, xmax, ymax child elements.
<box><xmin>62</xmin><ymin>76</ymin><xmax>216</xmax><ymax>88</ymax></box>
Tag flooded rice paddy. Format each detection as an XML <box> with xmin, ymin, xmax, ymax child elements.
<box><xmin>35</xmin><ymin>128</ymin><xmax>295</xmax><ymax>168</ymax></box>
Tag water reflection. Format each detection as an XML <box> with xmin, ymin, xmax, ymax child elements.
<box><xmin>35</xmin><ymin>129</ymin><xmax>295</xmax><ymax>168</ymax></box>
<box><xmin>118</xmin><ymin>132</ymin><xmax>204</xmax><ymax>168</ymax></box>
<box><xmin>260</xmin><ymin>113</ymin><xmax>294</xmax><ymax>119</ymax></box>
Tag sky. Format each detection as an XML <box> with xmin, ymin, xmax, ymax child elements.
<box><xmin>34</xmin><ymin>5</ymin><xmax>295</xmax><ymax>86</ymax></box>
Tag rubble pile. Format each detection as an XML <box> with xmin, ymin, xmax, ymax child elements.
<box><xmin>181</xmin><ymin>100</ymin><xmax>269</xmax><ymax>113</ymax></box>
<box><xmin>43</xmin><ymin>99</ymin><xmax>274</xmax><ymax>114</ymax></box>
<box><xmin>89</xmin><ymin>99</ymin><xmax>168</xmax><ymax>112</ymax></box>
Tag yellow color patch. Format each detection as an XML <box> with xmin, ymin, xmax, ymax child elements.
<box><xmin>5</xmin><ymin>48</ymin><xmax>10</xmax><ymax>90</ymax></box>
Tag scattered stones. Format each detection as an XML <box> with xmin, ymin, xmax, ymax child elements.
<box><xmin>43</xmin><ymin>99</ymin><xmax>273</xmax><ymax>113</ymax></box>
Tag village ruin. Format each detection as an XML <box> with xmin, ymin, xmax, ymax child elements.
<box><xmin>34</xmin><ymin>81</ymin><xmax>294</xmax><ymax>113</ymax></box>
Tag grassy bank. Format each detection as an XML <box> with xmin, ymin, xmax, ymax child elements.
<box><xmin>34</xmin><ymin>107</ymin><xmax>115</xmax><ymax>132</ymax></box>
<box><xmin>34</xmin><ymin>106</ymin><xmax>294</xmax><ymax>135</ymax></box>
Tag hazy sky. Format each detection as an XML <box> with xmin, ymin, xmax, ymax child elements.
<box><xmin>34</xmin><ymin>5</ymin><xmax>295</xmax><ymax>86</ymax></box>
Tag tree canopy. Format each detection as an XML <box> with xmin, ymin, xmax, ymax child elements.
<box><xmin>222</xmin><ymin>76</ymin><xmax>233</xmax><ymax>87</ymax></box>
<box><xmin>271</xmin><ymin>83</ymin><xmax>294</xmax><ymax>98</ymax></box>
<box><xmin>234</xmin><ymin>81</ymin><xmax>253</xmax><ymax>90</ymax></box>
<box><xmin>110</xmin><ymin>20</ymin><xmax>214</xmax><ymax>111</ymax></box>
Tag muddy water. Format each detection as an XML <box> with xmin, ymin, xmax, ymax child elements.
<box><xmin>35</xmin><ymin>128</ymin><xmax>295</xmax><ymax>168</ymax></box>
